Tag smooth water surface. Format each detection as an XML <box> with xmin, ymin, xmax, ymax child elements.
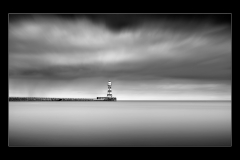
<box><xmin>9</xmin><ymin>101</ymin><xmax>231</xmax><ymax>146</ymax></box>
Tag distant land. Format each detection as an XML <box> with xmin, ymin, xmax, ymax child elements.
<box><xmin>9</xmin><ymin>97</ymin><xmax>117</xmax><ymax>101</ymax></box>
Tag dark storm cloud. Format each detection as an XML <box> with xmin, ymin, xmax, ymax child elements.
<box><xmin>9</xmin><ymin>14</ymin><xmax>231</xmax><ymax>99</ymax></box>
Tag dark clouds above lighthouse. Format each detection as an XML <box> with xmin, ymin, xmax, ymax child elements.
<box><xmin>9</xmin><ymin>14</ymin><xmax>231</xmax><ymax>100</ymax></box>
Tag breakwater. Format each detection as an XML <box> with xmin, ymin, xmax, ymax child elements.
<box><xmin>9</xmin><ymin>97</ymin><xmax>95</xmax><ymax>101</ymax></box>
<box><xmin>9</xmin><ymin>97</ymin><xmax>117</xmax><ymax>101</ymax></box>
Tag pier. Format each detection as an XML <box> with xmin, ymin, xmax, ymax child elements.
<box><xmin>9</xmin><ymin>97</ymin><xmax>117</xmax><ymax>101</ymax></box>
<box><xmin>9</xmin><ymin>80</ymin><xmax>117</xmax><ymax>101</ymax></box>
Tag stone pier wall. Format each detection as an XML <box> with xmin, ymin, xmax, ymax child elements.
<box><xmin>9</xmin><ymin>97</ymin><xmax>95</xmax><ymax>101</ymax></box>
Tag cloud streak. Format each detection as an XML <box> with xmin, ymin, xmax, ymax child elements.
<box><xmin>9</xmin><ymin>14</ymin><xmax>231</xmax><ymax>100</ymax></box>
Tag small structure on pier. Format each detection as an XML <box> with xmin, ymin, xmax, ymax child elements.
<box><xmin>107</xmin><ymin>80</ymin><xmax>112</xmax><ymax>97</ymax></box>
<box><xmin>97</xmin><ymin>80</ymin><xmax>117</xmax><ymax>101</ymax></box>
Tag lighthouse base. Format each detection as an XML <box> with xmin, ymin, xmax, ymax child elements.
<box><xmin>96</xmin><ymin>97</ymin><xmax>117</xmax><ymax>101</ymax></box>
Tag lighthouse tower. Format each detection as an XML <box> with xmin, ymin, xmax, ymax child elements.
<box><xmin>107</xmin><ymin>80</ymin><xmax>112</xmax><ymax>97</ymax></box>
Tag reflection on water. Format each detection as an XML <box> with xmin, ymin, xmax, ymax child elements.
<box><xmin>9</xmin><ymin>101</ymin><xmax>231</xmax><ymax>146</ymax></box>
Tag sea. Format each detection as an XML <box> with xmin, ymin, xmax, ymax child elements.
<box><xmin>9</xmin><ymin>101</ymin><xmax>231</xmax><ymax>147</ymax></box>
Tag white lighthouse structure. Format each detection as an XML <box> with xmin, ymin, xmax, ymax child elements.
<box><xmin>96</xmin><ymin>80</ymin><xmax>116</xmax><ymax>101</ymax></box>
<box><xmin>107</xmin><ymin>80</ymin><xmax>112</xmax><ymax>97</ymax></box>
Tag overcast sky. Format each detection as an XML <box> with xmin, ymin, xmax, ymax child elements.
<box><xmin>9</xmin><ymin>14</ymin><xmax>231</xmax><ymax>100</ymax></box>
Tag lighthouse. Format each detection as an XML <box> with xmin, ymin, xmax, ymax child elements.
<box><xmin>107</xmin><ymin>80</ymin><xmax>112</xmax><ymax>97</ymax></box>
<box><xmin>96</xmin><ymin>80</ymin><xmax>116</xmax><ymax>101</ymax></box>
